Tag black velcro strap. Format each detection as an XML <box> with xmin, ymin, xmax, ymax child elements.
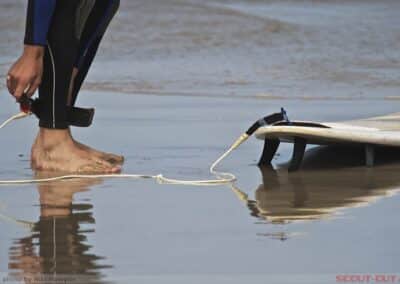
<box><xmin>66</xmin><ymin>106</ymin><xmax>95</xmax><ymax>127</ymax></box>
<box><xmin>31</xmin><ymin>99</ymin><xmax>95</xmax><ymax>127</ymax></box>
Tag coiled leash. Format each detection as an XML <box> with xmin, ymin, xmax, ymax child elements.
<box><xmin>0</xmin><ymin>95</ymin><xmax>288</xmax><ymax>185</ymax></box>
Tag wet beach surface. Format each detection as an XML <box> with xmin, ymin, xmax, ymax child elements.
<box><xmin>1</xmin><ymin>92</ymin><xmax>400</xmax><ymax>283</ymax></box>
<box><xmin>1</xmin><ymin>0</ymin><xmax>400</xmax><ymax>283</ymax></box>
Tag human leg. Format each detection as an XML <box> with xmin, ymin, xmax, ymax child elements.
<box><xmin>31</xmin><ymin>0</ymin><xmax>120</xmax><ymax>173</ymax></box>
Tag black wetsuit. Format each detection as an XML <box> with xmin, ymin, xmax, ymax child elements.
<box><xmin>24</xmin><ymin>0</ymin><xmax>120</xmax><ymax>129</ymax></box>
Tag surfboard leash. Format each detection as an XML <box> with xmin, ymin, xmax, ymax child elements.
<box><xmin>0</xmin><ymin>98</ymin><xmax>287</xmax><ymax>186</ymax></box>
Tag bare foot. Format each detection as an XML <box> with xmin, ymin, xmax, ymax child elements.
<box><xmin>65</xmin><ymin>68</ymin><xmax>124</xmax><ymax>165</ymax></box>
<box><xmin>31</xmin><ymin>128</ymin><xmax>121</xmax><ymax>173</ymax></box>
<box><xmin>73</xmin><ymin>139</ymin><xmax>124</xmax><ymax>165</ymax></box>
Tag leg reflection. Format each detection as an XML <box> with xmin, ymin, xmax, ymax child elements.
<box><xmin>8</xmin><ymin>174</ymin><xmax>111</xmax><ymax>283</ymax></box>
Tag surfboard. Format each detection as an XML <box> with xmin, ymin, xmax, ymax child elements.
<box><xmin>254</xmin><ymin>112</ymin><xmax>400</xmax><ymax>171</ymax></box>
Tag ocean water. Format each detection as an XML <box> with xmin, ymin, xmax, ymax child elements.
<box><xmin>1</xmin><ymin>0</ymin><xmax>400</xmax><ymax>99</ymax></box>
<box><xmin>0</xmin><ymin>1</ymin><xmax>400</xmax><ymax>283</ymax></box>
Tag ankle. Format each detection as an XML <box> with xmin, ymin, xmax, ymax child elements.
<box><xmin>35</xmin><ymin>128</ymin><xmax>73</xmax><ymax>148</ymax></box>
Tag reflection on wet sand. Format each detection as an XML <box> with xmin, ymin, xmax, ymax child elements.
<box><xmin>234</xmin><ymin>145</ymin><xmax>400</xmax><ymax>225</ymax></box>
<box><xmin>8</xmin><ymin>173</ymin><xmax>111</xmax><ymax>284</ymax></box>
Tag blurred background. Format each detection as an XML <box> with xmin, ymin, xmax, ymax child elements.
<box><xmin>1</xmin><ymin>0</ymin><xmax>400</xmax><ymax>100</ymax></box>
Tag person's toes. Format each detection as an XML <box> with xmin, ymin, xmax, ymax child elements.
<box><xmin>74</xmin><ymin>141</ymin><xmax>124</xmax><ymax>165</ymax></box>
<box><xmin>109</xmin><ymin>165</ymin><xmax>122</xmax><ymax>173</ymax></box>
<box><xmin>77</xmin><ymin>164</ymin><xmax>101</xmax><ymax>173</ymax></box>
<box><xmin>77</xmin><ymin>162</ymin><xmax>121</xmax><ymax>174</ymax></box>
<box><xmin>92</xmin><ymin>158</ymin><xmax>122</xmax><ymax>173</ymax></box>
<box><xmin>102</xmin><ymin>153</ymin><xmax>124</xmax><ymax>165</ymax></box>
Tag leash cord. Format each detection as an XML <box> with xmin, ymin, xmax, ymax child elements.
<box><xmin>0</xmin><ymin>109</ymin><xmax>285</xmax><ymax>185</ymax></box>
<box><xmin>0</xmin><ymin>112</ymin><xmax>246</xmax><ymax>186</ymax></box>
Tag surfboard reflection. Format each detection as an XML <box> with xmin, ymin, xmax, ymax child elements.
<box><xmin>8</xmin><ymin>174</ymin><xmax>111</xmax><ymax>284</ymax></box>
<box><xmin>234</xmin><ymin>146</ymin><xmax>400</xmax><ymax>225</ymax></box>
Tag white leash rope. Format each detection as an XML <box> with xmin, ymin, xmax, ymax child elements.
<box><xmin>0</xmin><ymin>112</ymin><xmax>249</xmax><ymax>186</ymax></box>
<box><xmin>0</xmin><ymin>112</ymin><xmax>30</xmax><ymax>128</ymax></box>
<box><xmin>0</xmin><ymin>211</ymin><xmax>35</xmax><ymax>229</ymax></box>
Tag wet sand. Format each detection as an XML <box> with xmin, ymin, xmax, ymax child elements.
<box><xmin>1</xmin><ymin>0</ymin><xmax>400</xmax><ymax>283</ymax></box>
<box><xmin>1</xmin><ymin>91</ymin><xmax>400</xmax><ymax>283</ymax></box>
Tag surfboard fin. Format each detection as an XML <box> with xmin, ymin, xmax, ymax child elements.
<box><xmin>365</xmin><ymin>144</ymin><xmax>375</xmax><ymax>167</ymax></box>
<box><xmin>258</xmin><ymin>139</ymin><xmax>280</xmax><ymax>166</ymax></box>
<box><xmin>288</xmin><ymin>138</ymin><xmax>307</xmax><ymax>172</ymax></box>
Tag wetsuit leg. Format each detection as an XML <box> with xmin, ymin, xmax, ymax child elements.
<box><xmin>71</xmin><ymin>0</ymin><xmax>120</xmax><ymax>106</ymax></box>
<box><xmin>38</xmin><ymin>0</ymin><xmax>81</xmax><ymax>129</ymax></box>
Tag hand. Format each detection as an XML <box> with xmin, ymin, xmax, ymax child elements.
<box><xmin>7</xmin><ymin>45</ymin><xmax>44</xmax><ymax>101</ymax></box>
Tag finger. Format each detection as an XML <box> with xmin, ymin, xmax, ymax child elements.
<box><xmin>24</xmin><ymin>83</ymin><xmax>31</xmax><ymax>95</ymax></box>
<box><xmin>13</xmin><ymin>83</ymin><xmax>29</xmax><ymax>100</ymax></box>
<box><xmin>6</xmin><ymin>75</ymin><xmax>16</xmax><ymax>95</ymax></box>
<box><xmin>26</xmin><ymin>80</ymin><xmax>40</xmax><ymax>97</ymax></box>
<box><xmin>6</xmin><ymin>75</ymin><xmax>12</xmax><ymax>93</ymax></box>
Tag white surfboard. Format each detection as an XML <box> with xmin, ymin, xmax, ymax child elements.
<box><xmin>254</xmin><ymin>112</ymin><xmax>400</xmax><ymax>171</ymax></box>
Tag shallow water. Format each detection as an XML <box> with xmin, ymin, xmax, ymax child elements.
<box><xmin>1</xmin><ymin>0</ymin><xmax>400</xmax><ymax>283</ymax></box>
<box><xmin>1</xmin><ymin>92</ymin><xmax>400</xmax><ymax>283</ymax></box>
